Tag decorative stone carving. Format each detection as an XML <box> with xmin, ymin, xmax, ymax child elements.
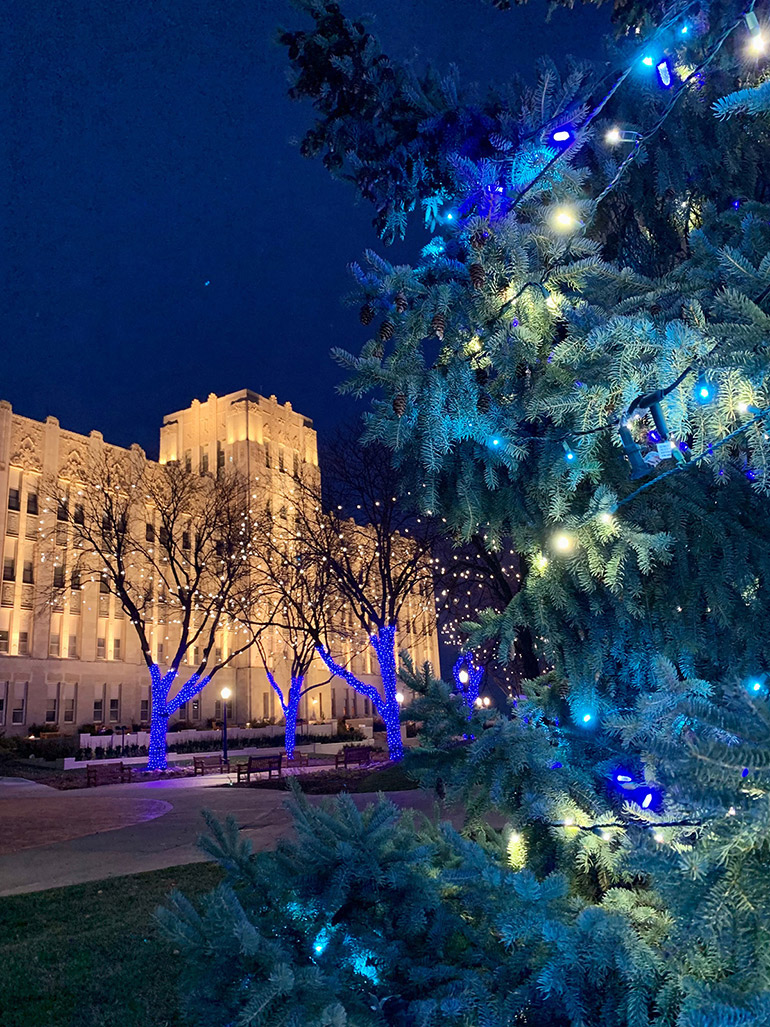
<box><xmin>9</xmin><ymin>420</ymin><xmax>43</xmax><ymax>471</ymax></box>
<box><xmin>59</xmin><ymin>446</ymin><xmax>87</xmax><ymax>483</ymax></box>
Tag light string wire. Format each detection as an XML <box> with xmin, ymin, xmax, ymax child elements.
<box><xmin>507</xmin><ymin>0</ymin><xmax>705</xmax><ymax>207</ymax></box>
<box><xmin>590</xmin><ymin>2</ymin><xmax>755</xmax><ymax>212</ymax></box>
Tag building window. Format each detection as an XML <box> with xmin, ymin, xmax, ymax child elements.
<box><xmin>214</xmin><ymin>699</ymin><xmax>232</xmax><ymax>720</ymax></box>
<box><xmin>140</xmin><ymin>699</ymin><xmax>149</xmax><ymax>721</ymax></box>
<box><xmin>12</xmin><ymin>698</ymin><xmax>25</xmax><ymax>724</ymax></box>
<box><xmin>73</xmin><ymin>503</ymin><xmax>85</xmax><ymax>525</ymax></box>
<box><xmin>93</xmin><ymin>699</ymin><xmax>103</xmax><ymax>722</ymax></box>
<box><xmin>53</xmin><ymin>564</ymin><xmax>67</xmax><ymax>588</ymax></box>
<box><xmin>293</xmin><ymin>453</ymin><xmax>300</xmax><ymax>476</ymax></box>
<box><xmin>145</xmin><ymin>522</ymin><xmax>155</xmax><ymax>543</ymax></box>
<box><xmin>278</xmin><ymin>448</ymin><xmax>285</xmax><ymax>472</ymax></box>
<box><xmin>364</xmin><ymin>698</ymin><xmax>370</xmax><ymax>716</ymax></box>
<box><xmin>18</xmin><ymin>631</ymin><xmax>28</xmax><ymax>656</ymax></box>
<box><xmin>157</xmin><ymin>643</ymin><xmax>164</xmax><ymax>663</ymax></box>
<box><xmin>22</xmin><ymin>560</ymin><xmax>34</xmax><ymax>584</ymax></box>
<box><xmin>3</xmin><ymin>557</ymin><xmax>15</xmax><ymax>581</ymax></box>
<box><xmin>8</xmin><ymin>488</ymin><xmax>20</xmax><ymax>511</ymax></box>
<box><xmin>45</xmin><ymin>698</ymin><xmax>57</xmax><ymax>723</ymax></box>
<box><xmin>159</xmin><ymin>526</ymin><xmax>170</xmax><ymax>549</ymax></box>
<box><xmin>109</xmin><ymin>698</ymin><xmax>119</xmax><ymax>722</ymax></box>
<box><xmin>0</xmin><ymin>696</ymin><xmax>5</xmax><ymax>725</ymax></box>
<box><xmin>26</xmin><ymin>493</ymin><xmax>38</xmax><ymax>515</ymax></box>
<box><xmin>352</xmin><ymin>692</ymin><xmax>358</xmax><ymax>716</ymax></box>
<box><xmin>71</xmin><ymin>569</ymin><xmax>81</xmax><ymax>590</ymax></box>
<box><xmin>263</xmin><ymin>693</ymin><xmax>269</xmax><ymax>719</ymax></box>
<box><xmin>182</xmin><ymin>530</ymin><xmax>190</xmax><ymax>550</ymax></box>
<box><xmin>178</xmin><ymin>703</ymin><xmax>188</xmax><ymax>719</ymax></box>
<box><xmin>193</xmin><ymin>646</ymin><xmax>200</xmax><ymax>664</ymax></box>
<box><xmin>191</xmin><ymin>699</ymin><xmax>200</xmax><ymax>719</ymax></box>
<box><xmin>68</xmin><ymin>634</ymin><xmax>77</xmax><ymax>658</ymax></box>
<box><xmin>331</xmin><ymin>688</ymin><xmax>337</xmax><ymax>719</ymax></box>
<box><xmin>113</xmin><ymin>638</ymin><xmax>122</xmax><ymax>660</ymax></box>
<box><xmin>97</xmin><ymin>638</ymin><xmax>106</xmax><ymax>659</ymax></box>
<box><xmin>217</xmin><ymin>443</ymin><xmax>225</xmax><ymax>473</ymax></box>
<box><xmin>264</xmin><ymin>444</ymin><xmax>271</xmax><ymax>469</ymax></box>
<box><xmin>0</xmin><ymin>631</ymin><xmax>8</xmax><ymax>654</ymax></box>
<box><xmin>215</xmin><ymin>646</ymin><xmax>222</xmax><ymax>663</ymax></box>
<box><xmin>200</xmin><ymin>446</ymin><xmax>209</xmax><ymax>474</ymax></box>
<box><xmin>99</xmin><ymin>573</ymin><xmax>109</xmax><ymax>595</ymax></box>
<box><xmin>57</xmin><ymin>498</ymin><xmax>68</xmax><ymax>522</ymax></box>
<box><xmin>184</xmin><ymin>449</ymin><xmax>192</xmax><ymax>472</ymax></box>
<box><xmin>63</xmin><ymin>698</ymin><xmax>75</xmax><ymax>723</ymax></box>
<box><xmin>49</xmin><ymin>634</ymin><xmax>60</xmax><ymax>657</ymax></box>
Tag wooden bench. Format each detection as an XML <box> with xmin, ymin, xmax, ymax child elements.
<box><xmin>192</xmin><ymin>754</ymin><xmax>228</xmax><ymax>776</ymax></box>
<box><xmin>334</xmin><ymin>746</ymin><xmax>373</xmax><ymax>770</ymax></box>
<box><xmin>236</xmin><ymin>754</ymin><xmax>282</xmax><ymax>783</ymax></box>
<box><xmin>86</xmin><ymin>761</ymin><xmax>133</xmax><ymax>787</ymax></box>
<box><xmin>282</xmin><ymin>751</ymin><xmax>309</xmax><ymax>768</ymax></box>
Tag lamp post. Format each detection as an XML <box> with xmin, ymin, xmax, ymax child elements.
<box><xmin>220</xmin><ymin>687</ymin><xmax>231</xmax><ymax>767</ymax></box>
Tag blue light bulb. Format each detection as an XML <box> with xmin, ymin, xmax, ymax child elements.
<box><xmin>694</xmin><ymin>379</ymin><xmax>717</xmax><ymax>405</ymax></box>
<box><xmin>491</xmin><ymin>437</ymin><xmax>501</xmax><ymax>447</ymax></box>
<box><xmin>446</xmin><ymin>212</ymin><xmax>454</xmax><ymax>220</ymax></box>
<box><xmin>681</xmin><ymin>24</ymin><xmax>689</xmax><ymax>34</ymax></box>
<box><xmin>642</xmin><ymin>792</ymin><xmax>653</xmax><ymax>809</ymax></box>
<box><xmin>656</xmin><ymin>60</ymin><xmax>673</xmax><ymax>88</ymax></box>
<box><xmin>582</xmin><ymin>713</ymin><xmax>592</xmax><ymax>723</ymax></box>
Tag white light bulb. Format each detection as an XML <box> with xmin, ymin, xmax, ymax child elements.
<box><xmin>748</xmin><ymin>31</ymin><xmax>766</xmax><ymax>55</ymax></box>
<box><xmin>552</xmin><ymin>207</ymin><xmax>578</xmax><ymax>232</ymax></box>
<box><xmin>395</xmin><ymin>692</ymin><xmax>405</xmax><ymax>704</ymax></box>
<box><xmin>553</xmin><ymin>532</ymin><xmax>574</xmax><ymax>553</ymax></box>
<box><xmin>605</xmin><ymin>127</ymin><xmax>621</xmax><ymax>145</ymax></box>
<box><xmin>653</xmin><ymin>832</ymin><xmax>665</xmax><ymax>844</ymax></box>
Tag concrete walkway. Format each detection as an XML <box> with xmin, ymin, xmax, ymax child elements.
<box><xmin>0</xmin><ymin>775</ymin><xmax>438</xmax><ymax>896</ymax></box>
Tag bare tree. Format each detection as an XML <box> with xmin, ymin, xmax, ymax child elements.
<box><xmin>44</xmin><ymin>448</ymin><xmax>263</xmax><ymax>769</ymax></box>
<box><xmin>287</xmin><ymin>433</ymin><xmax>439</xmax><ymax>760</ymax></box>
<box><xmin>249</xmin><ymin>506</ymin><xmax>345</xmax><ymax>759</ymax></box>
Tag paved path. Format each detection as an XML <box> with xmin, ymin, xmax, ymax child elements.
<box><xmin>0</xmin><ymin>776</ymin><xmax>439</xmax><ymax>896</ymax></box>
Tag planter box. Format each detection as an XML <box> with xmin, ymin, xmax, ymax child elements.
<box><xmin>79</xmin><ymin>722</ymin><xmax>337</xmax><ymax>749</ymax></box>
<box><xmin>62</xmin><ymin>738</ymin><xmax>376</xmax><ymax>770</ymax></box>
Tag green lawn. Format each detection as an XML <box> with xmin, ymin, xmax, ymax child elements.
<box><xmin>247</xmin><ymin>760</ymin><xmax>419</xmax><ymax>793</ymax></box>
<box><xmin>0</xmin><ymin>863</ymin><xmax>223</xmax><ymax>1027</ymax></box>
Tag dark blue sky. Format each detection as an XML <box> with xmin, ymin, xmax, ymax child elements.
<box><xmin>4</xmin><ymin>0</ymin><xmax>608</xmax><ymax>457</ymax></box>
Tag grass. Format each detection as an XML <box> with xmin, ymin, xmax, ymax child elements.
<box><xmin>0</xmin><ymin>863</ymin><xmax>223</xmax><ymax>1027</ymax></box>
<box><xmin>246</xmin><ymin>761</ymin><xmax>419</xmax><ymax>794</ymax></box>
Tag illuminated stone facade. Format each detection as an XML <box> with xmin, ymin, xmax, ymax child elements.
<box><xmin>0</xmin><ymin>390</ymin><xmax>439</xmax><ymax>734</ymax></box>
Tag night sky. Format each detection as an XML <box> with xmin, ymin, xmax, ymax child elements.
<box><xmin>5</xmin><ymin>0</ymin><xmax>609</xmax><ymax>458</ymax></box>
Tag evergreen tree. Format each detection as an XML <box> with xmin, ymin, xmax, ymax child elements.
<box><xmin>160</xmin><ymin>3</ymin><xmax>770</xmax><ymax>1024</ymax></box>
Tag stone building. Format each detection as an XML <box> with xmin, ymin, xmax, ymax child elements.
<box><xmin>0</xmin><ymin>390</ymin><xmax>440</xmax><ymax>734</ymax></box>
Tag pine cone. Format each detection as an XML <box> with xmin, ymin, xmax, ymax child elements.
<box><xmin>469</xmin><ymin>263</ymin><xmax>485</xmax><ymax>290</ymax></box>
<box><xmin>394</xmin><ymin>291</ymin><xmax>408</xmax><ymax>314</ymax></box>
<box><xmin>477</xmin><ymin>391</ymin><xmax>491</xmax><ymax>414</ymax></box>
<box><xmin>393</xmin><ymin>393</ymin><xmax>407</xmax><ymax>418</ymax></box>
<box><xmin>372</xmin><ymin>341</ymin><xmax>384</xmax><ymax>359</ymax></box>
<box><xmin>379</xmin><ymin>319</ymin><xmax>394</xmax><ymax>342</ymax></box>
<box><xmin>470</xmin><ymin>229</ymin><xmax>489</xmax><ymax>250</ymax></box>
<box><xmin>359</xmin><ymin>303</ymin><xmax>375</xmax><ymax>326</ymax></box>
<box><xmin>432</xmin><ymin>312</ymin><xmax>446</xmax><ymax>340</ymax></box>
